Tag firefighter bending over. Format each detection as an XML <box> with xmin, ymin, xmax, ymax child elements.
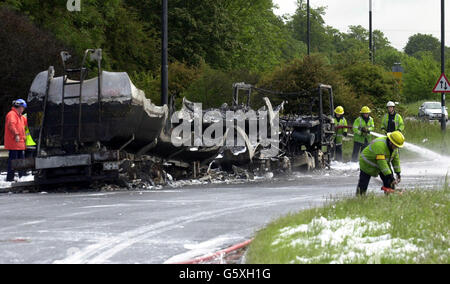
<box><xmin>357</xmin><ymin>131</ymin><xmax>405</xmax><ymax>196</ymax></box>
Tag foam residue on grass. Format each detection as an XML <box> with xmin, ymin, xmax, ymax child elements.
<box><xmin>272</xmin><ymin>217</ymin><xmax>423</xmax><ymax>264</ymax></box>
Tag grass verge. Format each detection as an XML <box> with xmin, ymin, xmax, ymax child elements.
<box><xmin>403</xmin><ymin>100</ymin><xmax>426</xmax><ymax>117</ymax></box>
<box><xmin>403</xmin><ymin>120</ymin><xmax>450</xmax><ymax>156</ymax></box>
<box><xmin>246</xmin><ymin>185</ymin><xmax>449</xmax><ymax>264</ymax></box>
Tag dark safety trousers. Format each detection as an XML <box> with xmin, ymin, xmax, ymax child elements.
<box><xmin>356</xmin><ymin>170</ymin><xmax>394</xmax><ymax>196</ymax></box>
<box><xmin>6</xmin><ymin>150</ymin><xmax>25</xmax><ymax>182</ymax></box>
<box><xmin>335</xmin><ymin>145</ymin><xmax>343</xmax><ymax>162</ymax></box>
<box><xmin>352</xmin><ymin>141</ymin><xmax>369</xmax><ymax>162</ymax></box>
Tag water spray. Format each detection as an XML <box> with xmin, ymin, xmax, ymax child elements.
<box><xmin>371</xmin><ymin>132</ymin><xmax>446</xmax><ymax>161</ymax></box>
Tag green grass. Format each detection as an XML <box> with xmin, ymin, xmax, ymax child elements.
<box><xmin>246</xmin><ymin>185</ymin><xmax>450</xmax><ymax>264</ymax></box>
<box><xmin>403</xmin><ymin>100</ymin><xmax>427</xmax><ymax>117</ymax></box>
<box><xmin>403</xmin><ymin>120</ymin><xmax>450</xmax><ymax>156</ymax></box>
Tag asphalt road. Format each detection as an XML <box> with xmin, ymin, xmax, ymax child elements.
<box><xmin>0</xmin><ymin>160</ymin><xmax>446</xmax><ymax>264</ymax></box>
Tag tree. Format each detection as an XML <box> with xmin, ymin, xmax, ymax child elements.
<box><xmin>131</xmin><ymin>61</ymin><xmax>200</xmax><ymax>106</ymax></box>
<box><xmin>259</xmin><ymin>55</ymin><xmax>370</xmax><ymax>119</ymax></box>
<box><xmin>228</xmin><ymin>0</ymin><xmax>306</xmax><ymax>72</ymax></box>
<box><xmin>103</xmin><ymin>4</ymin><xmax>160</xmax><ymax>72</ymax></box>
<box><xmin>375</xmin><ymin>47</ymin><xmax>407</xmax><ymax>71</ymax></box>
<box><xmin>403</xmin><ymin>52</ymin><xmax>440</xmax><ymax>103</ymax></box>
<box><xmin>347</xmin><ymin>25</ymin><xmax>369</xmax><ymax>42</ymax></box>
<box><xmin>404</xmin><ymin>34</ymin><xmax>441</xmax><ymax>61</ymax></box>
<box><xmin>331</xmin><ymin>40</ymin><xmax>369</xmax><ymax>70</ymax></box>
<box><xmin>183</xmin><ymin>66</ymin><xmax>233</xmax><ymax>109</ymax></box>
<box><xmin>126</xmin><ymin>0</ymin><xmax>303</xmax><ymax>72</ymax></box>
<box><xmin>2</xmin><ymin>0</ymin><xmax>161</xmax><ymax>73</ymax></box>
<box><xmin>183</xmin><ymin>65</ymin><xmax>261</xmax><ymax>109</ymax></box>
<box><xmin>327</xmin><ymin>25</ymin><xmax>392</xmax><ymax>68</ymax></box>
<box><xmin>289</xmin><ymin>0</ymin><xmax>334</xmax><ymax>54</ymax></box>
<box><xmin>341</xmin><ymin>62</ymin><xmax>400</xmax><ymax>109</ymax></box>
<box><xmin>342</xmin><ymin>26</ymin><xmax>390</xmax><ymax>53</ymax></box>
<box><xmin>0</xmin><ymin>6</ymin><xmax>72</xmax><ymax>142</ymax></box>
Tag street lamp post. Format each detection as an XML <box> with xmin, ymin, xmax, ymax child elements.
<box><xmin>307</xmin><ymin>0</ymin><xmax>310</xmax><ymax>55</ymax></box>
<box><xmin>161</xmin><ymin>0</ymin><xmax>169</xmax><ymax>108</ymax></box>
<box><xmin>441</xmin><ymin>0</ymin><xmax>447</xmax><ymax>131</ymax></box>
<box><xmin>369</xmin><ymin>0</ymin><xmax>373</xmax><ymax>63</ymax></box>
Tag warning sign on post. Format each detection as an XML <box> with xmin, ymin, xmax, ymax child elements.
<box><xmin>433</xmin><ymin>73</ymin><xmax>450</xmax><ymax>93</ymax></box>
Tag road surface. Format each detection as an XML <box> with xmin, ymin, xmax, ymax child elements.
<box><xmin>0</xmin><ymin>160</ymin><xmax>446</xmax><ymax>264</ymax></box>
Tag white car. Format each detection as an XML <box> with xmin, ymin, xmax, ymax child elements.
<box><xmin>418</xmin><ymin>102</ymin><xmax>448</xmax><ymax>121</ymax></box>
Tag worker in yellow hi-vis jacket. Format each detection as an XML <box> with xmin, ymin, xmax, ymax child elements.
<box><xmin>352</xmin><ymin>106</ymin><xmax>375</xmax><ymax>162</ymax></box>
<box><xmin>356</xmin><ymin>131</ymin><xmax>405</xmax><ymax>196</ymax></box>
<box><xmin>23</xmin><ymin>114</ymin><xmax>37</xmax><ymax>158</ymax></box>
<box><xmin>333</xmin><ymin>106</ymin><xmax>348</xmax><ymax>162</ymax></box>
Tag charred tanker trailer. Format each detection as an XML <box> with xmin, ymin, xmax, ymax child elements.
<box><xmin>10</xmin><ymin>49</ymin><xmax>336</xmax><ymax>188</ymax></box>
<box><xmin>17</xmin><ymin>49</ymin><xmax>168</xmax><ymax>186</ymax></box>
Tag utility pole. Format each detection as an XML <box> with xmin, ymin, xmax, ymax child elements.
<box><xmin>161</xmin><ymin>0</ymin><xmax>169</xmax><ymax>107</ymax></box>
<box><xmin>441</xmin><ymin>0</ymin><xmax>447</xmax><ymax>131</ymax></box>
<box><xmin>369</xmin><ymin>0</ymin><xmax>373</xmax><ymax>63</ymax></box>
<box><xmin>307</xmin><ymin>0</ymin><xmax>311</xmax><ymax>55</ymax></box>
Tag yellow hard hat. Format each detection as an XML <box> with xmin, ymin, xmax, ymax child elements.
<box><xmin>387</xmin><ymin>131</ymin><xmax>405</xmax><ymax>148</ymax></box>
<box><xmin>360</xmin><ymin>106</ymin><xmax>371</xmax><ymax>114</ymax></box>
<box><xmin>335</xmin><ymin>106</ymin><xmax>345</xmax><ymax>115</ymax></box>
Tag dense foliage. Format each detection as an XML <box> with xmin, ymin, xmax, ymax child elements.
<box><xmin>0</xmin><ymin>0</ymin><xmax>448</xmax><ymax>140</ymax></box>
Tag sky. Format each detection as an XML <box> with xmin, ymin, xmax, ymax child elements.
<box><xmin>273</xmin><ymin>0</ymin><xmax>450</xmax><ymax>51</ymax></box>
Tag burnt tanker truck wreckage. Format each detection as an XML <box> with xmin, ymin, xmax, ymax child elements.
<box><xmin>11</xmin><ymin>49</ymin><xmax>336</xmax><ymax>189</ymax></box>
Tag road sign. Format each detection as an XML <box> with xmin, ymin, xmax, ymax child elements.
<box><xmin>433</xmin><ymin>73</ymin><xmax>450</xmax><ymax>93</ymax></box>
<box><xmin>392</xmin><ymin>72</ymin><xmax>403</xmax><ymax>80</ymax></box>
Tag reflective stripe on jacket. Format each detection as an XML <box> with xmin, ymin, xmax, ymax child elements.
<box><xmin>353</xmin><ymin>116</ymin><xmax>375</xmax><ymax>144</ymax></box>
<box><xmin>381</xmin><ymin>113</ymin><xmax>405</xmax><ymax>133</ymax></box>
<box><xmin>334</xmin><ymin>117</ymin><xmax>348</xmax><ymax>145</ymax></box>
<box><xmin>359</xmin><ymin>137</ymin><xmax>401</xmax><ymax>177</ymax></box>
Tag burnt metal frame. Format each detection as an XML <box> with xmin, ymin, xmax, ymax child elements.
<box><xmin>232</xmin><ymin>82</ymin><xmax>253</xmax><ymax>109</ymax></box>
<box><xmin>276</xmin><ymin>84</ymin><xmax>335</xmax><ymax>169</ymax></box>
<box><xmin>318</xmin><ymin>84</ymin><xmax>335</xmax><ymax>144</ymax></box>
<box><xmin>318</xmin><ymin>84</ymin><xmax>335</xmax><ymax>169</ymax></box>
<box><xmin>37</xmin><ymin>66</ymin><xmax>55</xmax><ymax>157</ymax></box>
<box><xmin>60</xmin><ymin>49</ymin><xmax>103</xmax><ymax>146</ymax></box>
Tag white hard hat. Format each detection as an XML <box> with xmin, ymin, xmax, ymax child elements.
<box><xmin>387</xmin><ymin>101</ymin><xmax>396</xmax><ymax>107</ymax></box>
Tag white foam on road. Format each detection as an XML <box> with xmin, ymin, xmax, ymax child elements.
<box><xmin>80</xmin><ymin>204</ymin><xmax>134</xmax><ymax>209</ymax></box>
<box><xmin>0</xmin><ymin>173</ymin><xmax>34</xmax><ymax>190</ymax></box>
<box><xmin>54</xmin><ymin>195</ymin><xmax>313</xmax><ymax>264</ymax></box>
<box><xmin>330</xmin><ymin>161</ymin><xmax>360</xmax><ymax>172</ymax></box>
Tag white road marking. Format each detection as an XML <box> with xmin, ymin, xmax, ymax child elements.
<box><xmin>80</xmin><ymin>204</ymin><xmax>133</xmax><ymax>209</ymax></box>
<box><xmin>21</xmin><ymin>220</ymin><xmax>46</xmax><ymax>226</ymax></box>
<box><xmin>55</xmin><ymin>195</ymin><xmax>314</xmax><ymax>264</ymax></box>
